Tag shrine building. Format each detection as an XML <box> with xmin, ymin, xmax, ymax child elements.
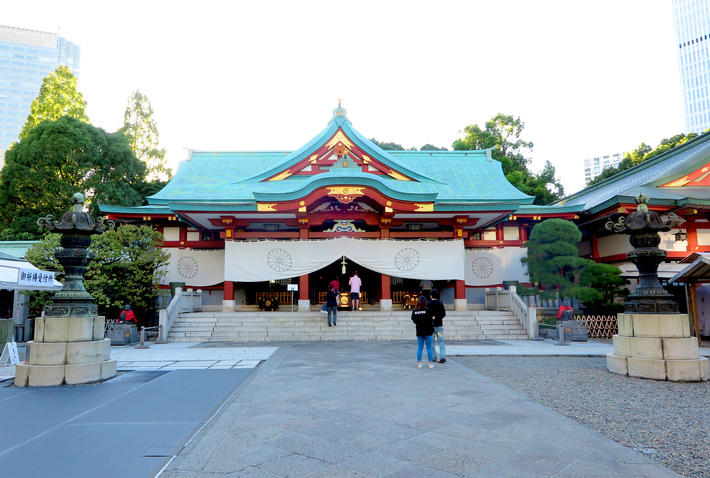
<box><xmin>100</xmin><ymin>103</ymin><xmax>579</xmax><ymax>312</ymax></box>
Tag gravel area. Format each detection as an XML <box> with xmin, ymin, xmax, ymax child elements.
<box><xmin>454</xmin><ymin>355</ymin><xmax>709</xmax><ymax>478</ymax></box>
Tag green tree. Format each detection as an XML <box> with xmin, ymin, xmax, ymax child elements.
<box><xmin>587</xmin><ymin>133</ymin><xmax>698</xmax><ymax>187</ymax></box>
<box><xmin>577</xmin><ymin>263</ymin><xmax>627</xmax><ymax>314</ymax></box>
<box><xmin>370</xmin><ymin>138</ymin><xmax>405</xmax><ymax>150</ymax></box>
<box><xmin>520</xmin><ymin>219</ymin><xmax>592</xmax><ymax>300</ymax></box>
<box><xmin>19</xmin><ymin>65</ymin><xmax>88</xmax><ymax>140</ymax></box>
<box><xmin>453</xmin><ymin>113</ymin><xmax>563</xmax><ymax>204</ymax></box>
<box><xmin>119</xmin><ymin>90</ymin><xmax>171</xmax><ymax>180</ymax></box>
<box><xmin>25</xmin><ymin>225</ymin><xmax>169</xmax><ymax>323</ymax></box>
<box><xmin>420</xmin><ymin>144</ymin><xmax>448</xmax><ymax>151</ymax></box>
<box><xmin>0</xmin><ymin>116</ymin><xmax>147</xmax><ymax>233</ymax></box>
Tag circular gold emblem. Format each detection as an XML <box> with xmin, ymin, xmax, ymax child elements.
<box><xmin>387</xmin><ymin>201</ymin><xmax>392</xmax><ymax>206</ymax></box>
<box><xmin>299</xmin><ymin>201</ymin><xmax>305</xmax><ymax>206</ymax></box>
<box><xmin>343</xmin><ymin>161</ymin><xmax>349</xmax><ymax>168</ymax></box>
<box><xmin>342</xmin><ymin>187</ymin><xmax>350</xmax><ymax>194</ymax></box>
<box><xmin>340</xmin><ymin>295</ymin><xmax>348</xmax><ymax>305</ymax></box>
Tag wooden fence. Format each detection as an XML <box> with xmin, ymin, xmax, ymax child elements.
<box><xmin>575</xmin><ymin>315</ymin><xmax>618</xmax><ymax>339</ymax></box>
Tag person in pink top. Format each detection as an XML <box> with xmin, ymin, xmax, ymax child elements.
<box><xmin>349</xmin><ymin>271</ymin><xmax>362</xmax><ymax>311</ymax></box>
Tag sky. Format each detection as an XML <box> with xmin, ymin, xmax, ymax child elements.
<box><xmin>3</xmin><ymin>0</ymin><xmax>684</xmax><ymax>196</ymax></box>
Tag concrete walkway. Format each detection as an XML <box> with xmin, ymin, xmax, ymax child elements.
<box><xmin>2</xmin><ymin>339</ymin><xmax>703</xmax><ymax>477</ymax></box>
<box><xmin>159</xmin><ymin>340</ymin><xmax>682</xmax><ymax>478</ymax></box>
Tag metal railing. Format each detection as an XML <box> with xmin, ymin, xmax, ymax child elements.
<box><xmin>135</xmin><ymin>325</ymin><xmax>162</xmax><ymax>349</ymax></box>
<box><xmin>484</xmin><ymin>287</ymin><xmax>538</xmax><ymax>339</ymax></box>
<box><xmin>158</xmin><ymin>287</ymin><xmax>202</xmax><ymax>343</ymax></box>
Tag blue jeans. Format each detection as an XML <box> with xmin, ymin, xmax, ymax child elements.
<box><xmin>432</xmin><ymin>327</ymin><xmax>445</xmax><ymax>360</ymax></box>
<box><xmin>327</xmin><ymin>306</ymin><xmax>337</xmax><ymax>325</ymax></box>
<box><xmin>416</xmin><ymin>335</ymin><xmax>433</xmax><ymax>362</ymax></box>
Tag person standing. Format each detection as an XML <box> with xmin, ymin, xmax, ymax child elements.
<box><xmin>349</xmin><ymin>271</ymin><xmax>362</xmax><ymax>311</ymax></box>
<box><xmin>325</xmin><ymin>284</ymin><xmax>338</xmax><ymax>326</ymax></box>
<box><xmin>411</xmin><ymin>295</ymin><xmax>434</xmax><ymax>368</ymax></box>
<box><xmin>427</xmin><ymin>289</ymin><xmax>447</xmax><ymax>363</ymax></box>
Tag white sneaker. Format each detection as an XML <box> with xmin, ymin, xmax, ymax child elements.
<box><xmin>429</xmin><ymin>363</ymin><xmax>434</xmax><ymax>369</ymax></box>
<box><xmin>320</xmin><ymin>310</ymin><xmax>327</xmax><ymax>314</ymax></box>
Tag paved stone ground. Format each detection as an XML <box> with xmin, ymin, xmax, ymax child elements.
<box><xmin>160</xmin><ymin>341</ymin><xmax>682</xmax><ymax>478</ymax></box>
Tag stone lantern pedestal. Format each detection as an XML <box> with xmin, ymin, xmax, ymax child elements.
<box><xmin>606</xmin><ymin>313</ymin><xmax>708</xmax><ymax>381</ymax></box>
<box><xmin>14</xmin><ymin>193</ymin><xmax>117</xmax><ymax>387</ymax></box>
<box><xmin>14</xmin><ymin>316</ymin><xmax>115</xmax><ymax>386</ymax></box>
<box><xmin>605</xmin><ymin>193</ymin><xmax>708</xmax><ymax>381</ymax></box>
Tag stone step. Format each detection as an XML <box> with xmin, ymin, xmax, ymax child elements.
<box><xmin>168</xmin><ymin>310</ymin><xmax>527</xmax><ymax>342</ymax></box>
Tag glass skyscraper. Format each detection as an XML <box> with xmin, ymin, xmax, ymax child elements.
<box><xmin>673</xmin><ymin>0</ymin><xmax>710</xmax><ymax>134</ymax></box>
<box><xmin>0</xmin><ymin>25</ymin><xmax>81</xmax><ymax>152</ymax></box>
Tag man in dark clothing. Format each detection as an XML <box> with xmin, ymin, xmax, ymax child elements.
<box><xmin>325</xmin><ymin>285</ymin><xmax>338</xmax><ymax>326</ymax></box>
<box><xmin>427</xmin><ymin>289</ymin><xmax>447</xmax><ymax>363</ymax></box>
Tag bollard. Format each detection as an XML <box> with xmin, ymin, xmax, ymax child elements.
<box><xmin>155</xmin><ymin>325</ymin><xmax>166</xmax><ymax>344</ymax></box>
<box><xmin>554</xmin><ymin>323</ymin><xmax>570</xmax><ymax>346</ymax></box>
<box><xmin>135</xmin><ymin>326</ymin><xmax>150</xmax><ymax>349</ymax></box>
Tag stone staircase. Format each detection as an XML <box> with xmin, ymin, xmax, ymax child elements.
<box><xmin>167</xmin><ymin>309</ymin><xmax>529</xmax><ymax>342</ymax></box>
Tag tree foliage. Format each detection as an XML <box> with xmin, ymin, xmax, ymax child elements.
<box><xmin>25</xmin><ymin>225</ymin><xmax>169</xmax><ymax>324</ymax></box>
<box><xmin>19</xmin><ymin>66</ymin><xmax>88</xmax><ymax>141</ymax></box>
<box><xmin>576</xmin><ymin>263</ymin><xmax>627</xmax><ymax>314</ymax></box>
<box><xmin>520</xmin><ymin>219</ymin><xmax>592</xmax><ymax>300</ymax></box>
<box><xmin>587</xmin><ymin>133</ymin><xmax>698</xmax><ymax>187</ymax></box>
<box><xmin>119</xmin><ymin>90</ymin><xmax>171</xmax><ymax>181</ymax></box>
<box><xmin>420</xmin><ymin>144</ymin><xmax>448</xmax><ymax>151</ymax></box>
<box><xmin>370</xmin><ymin>138</ymin><xmax>405</xmax><ymax>150</ymax></box>
<box><xmin>453</xmin><ymin>113</ymin><xmax>563</xmax><ymax>204</ymax></box>
<box><xmin>0</xmin><ymin>116</ymin><xmax>147</xmax><ymax>233</ymax></box>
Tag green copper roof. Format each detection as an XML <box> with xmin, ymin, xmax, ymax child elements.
<box><xmin>555</xmin><ymin>131</ymin><xmax>710</xmax><ymax>214</ymax></box>
<box><xmin>103</xmin><ymin>105</ymin><xmax>535</xmax><ymax>214</ymax></box>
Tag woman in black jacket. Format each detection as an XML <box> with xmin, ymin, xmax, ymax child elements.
<box><xmin>411</xmin><ymin>295</ymin><xmax>434</xmax><ymax>368</ymax></box>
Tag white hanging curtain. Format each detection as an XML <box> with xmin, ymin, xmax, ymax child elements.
<box><xmin>224</xmin><ymin>238</ymin><xmax>464</xmax><ymax>282</ymax></box>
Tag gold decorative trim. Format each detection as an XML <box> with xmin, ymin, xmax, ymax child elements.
<box><xmin>362</xmin><ymin>155</ymin><xmax>371</xmax><ymax>164</ymax></box>
<box><xmin>258</xmin><ymin>203</ymin><xmax>277</xmax><ymax>212</ymax></box>
<box><xmin>662</xmin><ymin>175</ymin><xmax>690</xmax><ymax>187</ymax></box>
<box><xmin>386</xmin><ymin>201</ymin><xmax>392</xmax><ymax>206</ymax></box>
<box><xmin>388</xmin><ymin>170</ymin><xmax>410</xmax><ymax>181</ymax></box>
<box><xmin>298</xmin><ymin>206</ymin><xmax>306</xmax><ymax>212</ymax></box>
<box><xmin>326</xmin><ymin>130</ymin><xmax>354</xmax><ymax>149</ymax></box>
<box><xmin>327</xmin><ymin>187</ymin><xmax>365</xmax><ymax>197</ymax></box>
<box><xmin>268</xmin><ymin>170</ymin><xmax>291</xmax><ymax>181</ymax></box>
<box><xmin>299</xmin><ymin>201</ymin><xmax>305</xmax><ymax>206</ymax></box>
<box><xmin>385</xmin><ymin>207</ymin><xmax>393</xmax><ymax>213</ymax></box>
<box><xmin>414</xmin><ymin>203</ymin><xmax>434</xmax><ymax>212</ymax></box>
<box><xmin>309</xmin><ymin>154</ymin><xmax>319</xmax><ymax>164</ymax></box>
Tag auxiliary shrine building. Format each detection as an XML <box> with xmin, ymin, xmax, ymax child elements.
<box><xmin>100</xmin><ymin>104</ymin><xmax>579</xmax><ymax>312</ymax></box>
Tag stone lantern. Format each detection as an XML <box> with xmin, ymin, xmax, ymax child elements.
<box><xmin>605</xmin><ymin>193</ymin><xmax>708</xmax><ymax>381</ymax></box>
<box><xmin>14</xmin><ymin>193</ymin><xmax>117</xmax><ymax>386</ymax></box>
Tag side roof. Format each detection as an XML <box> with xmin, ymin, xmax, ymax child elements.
<box><xmin>554</xmin><ymin>131</ymin><xmax>710</xmax><ymax>214</ymax></box>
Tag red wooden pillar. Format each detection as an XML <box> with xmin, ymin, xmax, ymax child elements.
<box><xmin>224</xmin><ymin>281</ymin><xmax>234</xmax><ymax>301</ymax></box>
<box><xmin>380</xmin><ymin>274</ymin><xmax>391</xmax><ymax>300</ymax></box>
<box><xmin>455</xmin><ymin>280</ymin><xmax>466</xmax><ymax>300</ymax></box>
<box><xmin>299</xmin><ymin>274</ymin><xmax>309</xmax><ymax>301</ymax></box>
<box><xmin>591</xmin><ymin>231</ymin><xmax>599</xmax><ymax>259</ymax></box>
<box><xmin>686</xmin><ymin>219</ymin><xmax>698</xmax><ymax>252</ymax></box>
<box><xmin>495</xmin><ymin>224</ymin><xmax>504</xmax><ymax>242</ymax></box>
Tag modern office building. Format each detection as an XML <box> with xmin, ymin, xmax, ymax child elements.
<box><xmin>0</xmin><ymin>25</ymin><xmax>81</xmax><ymax>152</ymax></box>
<box><xmin>583</xmin><ymin>151</ymin><xmax>625</xmax><ymax>185</ymax></box>
<box><xmin>673</xmin><ymin>0</ymin><xmax>710</xmax><ymax>134</ymax></box>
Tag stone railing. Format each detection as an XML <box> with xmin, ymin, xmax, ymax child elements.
<box><xmin>484</xmin><ymin>287</ymin><xmax>537</xmax><ymax>339</ymax></box>
<box><xmin>159</xmin><ymin>288</ymin><xmax>202</xmax><ymax>342</ymax></box>
<box><xmin>484</xmin><ymin>288</ymin><xmax>511</xmax><ymax>310</ymax></box>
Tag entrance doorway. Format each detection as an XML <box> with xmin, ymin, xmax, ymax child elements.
<box><xmin>309</xmin><ymin>258</ymin><xmax>378</xmax><ymax>307</ymax></box>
